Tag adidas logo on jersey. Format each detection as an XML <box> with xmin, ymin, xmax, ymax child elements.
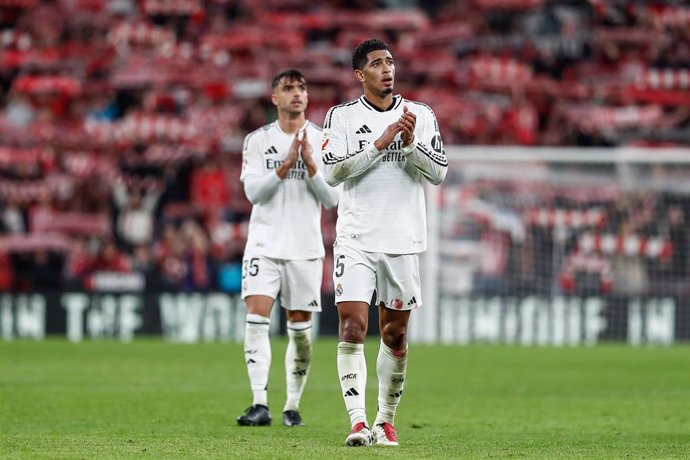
<box><xmin>407</xmin><ymin>297</ymin><xmax>417</xmax><ymax>306</ymax></box>
<box><xmin>307</xmin><ymin>300</ymin><xmax>318</xmax><ymax>307</ymax></box>
<box><xmin>344</xmin><ymin>387</ymin><xmax>360</xmax><ymax>397</ymax></box>
<box><xmin>355</xmin><ymin>125</ymin><xmax>372</xmax><ymax>134</ymax></box>
<box><xmin>264</xmin><ymin>145</ymin><xmax>278</xmax><ymax>155</ymax></box>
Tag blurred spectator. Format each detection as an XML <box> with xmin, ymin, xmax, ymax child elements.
<box><xmin>3</xmin><ymin>94</ymin><xmax>35</xmax><ymax>127</ymax></box>
<box><xmin>113</xmin><ymin>178</ymin><xmax>163</xmax><ymax>249</ymax></box>
<box><xmin>189</xmin><ymin>155</ymin><xmax>230</xmax><ymax>219</ymax></box>
<box><xmin>87</xmin><ymin>89</ymin><xmax>121</xmax><ymax>122</ymax></box>
<box><xmin>610</xmin><ymin>220</ymin><xmax>648</xmax><ymax>296</ymax></box>
<box><xmin>2</xmin><ymin>198</ymin><xmax>26</xmax><ymax>235</ymax></box>
<box><xmin>67</xmin><ymin>238</ymin><xmax>95</xmax><ymax>280</ymax></box>
<box><xmin>666</xmin><ymin>205</ymin><xmax>688</xmax><ymax>280</ymax></box>
<box><xmin>28</xmin><ymin>250</ymin><xmax>64</xmax><ymax>291</ymax></box>
<box><xmin>90</xmin><ymin>240</ymin><xmax>131</xmax><ymax>274</ymax></box>
<box><xmin>0</xmin><ymin>252</ymin><xmax>14</xmax><ymax>291</ymax></box>
<box><xmin>179</xmin><ymin>219</ymin><xmax>215</xmax><ymax>292</ymax></box>
<box><xmin>473</xmin><ymin>226</ymin><xmax>511</xmax><ymax>295</ymax></box>
<box><xmin>155</xmin><ymin>223</ymin><xmax>186</xmax><ymax>289</ymax></box>
<box><xmin>650</xmin><ymin>203</ymin><xmax>689</xmax><ymax>295</ymax></box>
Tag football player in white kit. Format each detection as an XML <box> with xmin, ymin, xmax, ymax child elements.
<box><xmin>321</xmin><ymin>39</ymin><xmax>448</xmax><ymax>446</ymax></box>
<box><xmin>237</xmin><ymin>70</ymin><xmax>338</xmax><ymax>428</ymax></box>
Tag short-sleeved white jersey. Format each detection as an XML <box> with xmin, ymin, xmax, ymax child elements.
<box><xmin>240</xmin><ymin>120</ymin><xmax>336</xmax><ymax>260</ymax></box>
<box><xmin>321</xmin><ymin>94</ymin><xmax>447</xmax><ymax>254</ymax></box>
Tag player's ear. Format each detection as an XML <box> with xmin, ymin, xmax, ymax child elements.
<box><xmin>354</xmin><ymin>69</ymin><xmax>365</xmax><ymax>83</ymax></box>
<box><xmin>271</xmin><ymin>93</ymin><xmax>279</xmax><ymax>107</ymax></box>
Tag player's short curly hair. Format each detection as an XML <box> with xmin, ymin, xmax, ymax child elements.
<box><xmin>352</xmin><ymin>39</ymin><xmax>391</xmax><ymax>70</ymax></box>
<box><xmin>272</xmin><ymin>69</ymin><xmax>306</xmax><ymax>90</ymax></box>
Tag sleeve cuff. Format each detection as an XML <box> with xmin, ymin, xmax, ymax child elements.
<box><xmin>305</xmin><ymin>169</ymin><xmax>322</xmax><ymax>183</ymax></box>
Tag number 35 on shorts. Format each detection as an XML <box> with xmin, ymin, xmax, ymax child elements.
<box><xmin>242</xmin><ymin>257</ymin><xmax>260</xmax><ymax>278</ymax></box>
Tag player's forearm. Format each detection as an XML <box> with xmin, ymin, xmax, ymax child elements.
<box><xmin>303</xmin><ymin>158</ymin><xmax>319</xmax><ymax>178</ymax></box>
<box><xmin>323</xmin><ymin>143</ymin><xmax>382</xmax><ymax>186</ymax></box>
<box><xmin>243</xmin><ymin>172</ymin><xmax>282</xmax><ymax>204</ymax></box>
<box><xmin>306</xmin><ymin>171</ymin><xmax>339</xmax><ymax>209</ymax></box>
<box><xmin>275</xmin><ymin>159</ymin><xmax>298</xmax><ymax>179</ymax></box>
<box><xmin>402</xmin><ymin>139</ymin><xmax>448</xmax><ymax>185</ymax></box>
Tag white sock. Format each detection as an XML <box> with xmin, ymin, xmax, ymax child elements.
<box><xmin>374</xmin><ymin>340</ymin><xmax>407</xmax><ymax>426</ymax></box>
<box><xmin>284</xmin><ymin>320</ymin><xmax>312</xmax><ymax>412</ymax></box>
<box><xmin>244</xmin><ymin>313</ymin><xmax>271</xmax><ymax>407</ymax></box>
<box><xmin>337</xmin><ymin>342</ymin><xmax>367</xmax><ymax>427</ymax></box>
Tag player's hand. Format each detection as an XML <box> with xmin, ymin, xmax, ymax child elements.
<box><xmin>399</xmin><ymin>106</ymin><xmax>416</xmax><ymax>147</ymax></box>
<box><xmin>299</xmin><ymin>130</ymin><xmax>318</xmax><ymax>177</ymax></box>
<box><xmin>285</xmin><ymin>133</ymin><xmax>300</xmax><ymax>166</ymax></box>
<box><xmin>374</xmin><ymin>121</ymin><xmax>402</xmax><ymax>151</ymax></box>
<box><xmin>276</xmin><ymin>133</ymin><xmax>301</xmax><ymax>179</ymax></box>
<box><xmin>300</xmin><ymin>129</ymin><xmax>313</xmax><ymax>162</ymax></box>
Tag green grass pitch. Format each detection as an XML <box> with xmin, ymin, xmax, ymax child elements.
<box><xmin>1</xmin><ymin>339</ymin><xmax>689</xmax><ymax>458</ymax></box>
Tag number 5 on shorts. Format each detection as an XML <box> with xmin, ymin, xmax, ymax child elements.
<box><xmin>335</xmin><ymin>255</ymin><xmax>345</xmax><ymax>278</ymax></box>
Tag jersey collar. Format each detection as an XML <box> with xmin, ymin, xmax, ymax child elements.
<box><xmin>275</xmin><ymin>119</ymin><xmax>310</xmax><ymax>135</ymax></box>
<box><xmin>360</xmin><ymin>95</ymin><xmax>402</xmax><ymax>112</ymax></box>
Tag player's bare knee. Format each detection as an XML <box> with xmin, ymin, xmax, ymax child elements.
<box><xmin>286</xmin><ymin>310</ymin><xmax>311</xmax><ymax>322</ymax></box>
<box><xmin>381</xmin><ymin>323</ymin><xmax>407</xmax><ymax>350</ymax></box>
<box><xmin>339</xmin><ymin>320</ymin><xmax>367</xmax><ymax>343</ymax></box>
<box><xmin>245</xmin><ymin>295</ymin><xmax>274</xmax><ymax>317</ymax></box>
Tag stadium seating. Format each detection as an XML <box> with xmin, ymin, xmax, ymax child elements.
<box><xmin>0</xmin><ymin>0</ymin><xmax>688</xmax><ymax>291</ymax></box>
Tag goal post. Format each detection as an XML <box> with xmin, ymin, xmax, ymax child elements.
<box><xmin>411</xmin><ymin>146</ymin><xmax>690</xmax><ymax>345</ymax></box>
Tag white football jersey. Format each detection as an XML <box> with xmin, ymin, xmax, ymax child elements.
<box><xmin>322</xmin><ymin>95</ymin><xmax>447</xmax><ymax>254</ymax></box>
<box><xmin>241</xmin><ymin>120</ymin><xmax>338</xmax><ymax>260</ymax></box>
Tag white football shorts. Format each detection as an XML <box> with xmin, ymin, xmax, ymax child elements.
<box><xmin>332</xmin><ymin>241</ymin><xmax>422</xmax><ymax>311</ymax></box>
<box><xmin>241</xmin><ymin>252</ymin><xmax>322</xmax><ymax>311</ymax></box>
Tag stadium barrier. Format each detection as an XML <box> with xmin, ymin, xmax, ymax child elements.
<box><xmin>1</xmin><ymin>291</ymin><xmax>688</xmax><ymax>344</ymax></box>
<box><xmin>438</xmin><ymin>294</ymin><xmax>688</xmax><ymax>345</ymax></box>
<box><xmin>0</xmin><ymin>291</ymin><xmax>325</xmax><ymax>342</ymax></box>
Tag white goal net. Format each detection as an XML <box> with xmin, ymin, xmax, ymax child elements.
<box><xmin>413</xmin><ymin>147</ymin><xmax>690</xmax><ymax>345</ymax></box>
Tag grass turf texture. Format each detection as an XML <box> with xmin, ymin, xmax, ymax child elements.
<box><xmin>1</xmin><ymin>339</ymin><xmax>689</xmax><ymax>459</ymax></box>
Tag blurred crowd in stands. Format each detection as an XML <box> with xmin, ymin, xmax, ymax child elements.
<box><xmin>0</xmin><ymin>0</ymin><xmax>689</xmax><ymax>292</ymax></box>
<box><xmin>441</xmin><ymin>167</ymin><xmax>690</xmax><ymax>298</ymax></box>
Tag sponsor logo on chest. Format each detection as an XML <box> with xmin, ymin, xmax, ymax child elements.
<box><xmin>357</xmin><ymin>137</ymin><xmax>407</xmax><ymax>163</ymax></box>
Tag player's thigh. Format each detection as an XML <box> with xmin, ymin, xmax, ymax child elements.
<box><xmin>241</xmin><ymin>253</ymin><xmax>281</xmax><ymax>301</ymax></box>
<box><xmin>332</xmin><ymin>244</ymin><xmax>376</xmax><ymax>304</ymax></box>
<box><xmin>281</xmin><ymin>258</ymin><xmax>322</xmax><ymax>311</ymax></box>
<box><xmin>376</xmin><ymin>253</ymin><xmax>422</xmax><ymax>311</ymax></box>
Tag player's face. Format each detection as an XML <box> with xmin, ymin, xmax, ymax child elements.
<box><xmin>272</xmin><ymin>77</ymin><xmax>308</xmax><ymax>115</ymax></box>
<box><xmin>357</xmin><ymin>49</ymin><xmax>395</xmax><ymax>97</ymax></box>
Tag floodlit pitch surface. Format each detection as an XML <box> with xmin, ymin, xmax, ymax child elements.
<box><xmin>1</xmin><ymin>339</ymin><xmax>689</xmax><ymax>458</ymax></box>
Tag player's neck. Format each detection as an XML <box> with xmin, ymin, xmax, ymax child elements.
<box><xmin>362</xmin><ymin>90</ymin><xmax>394</xmax><ymax>111</ymax></box>
<box><xmin>277</xmin><ymin>113</ymin><xmax>306</xmax><ymax>134</ymax></box>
